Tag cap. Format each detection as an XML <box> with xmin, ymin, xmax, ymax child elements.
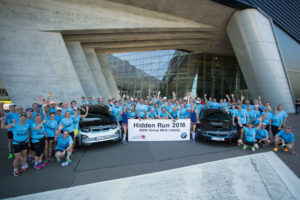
<box><xmin>130</xmin><ymin>98</ymin><xmax>134</xmax><ymax>101</ymax></box>
<box><xmin>26</xmin><ymin>108</ymin><xmax>33</xmax><ymax>112</ymax></box>
<box><xmin>285</xmin><ymin>125</ymin><xmax>292</xmax><ymax>129</ymax></box>
<box><xmin>196</xmin><ymin>101</ymin><xmax>200</xmax><ymax>104</ymax></box>
<box><xmin>163</xmin><ymin>97</ymin><xmax>167</xmax><ymax>100</ymax></box>
<box><xmin>56</xmin><ymin>107</ymin><xmax>62</xmax><ymax>111</ymax></box>
<box><xmin>50</xmin><ymin>101</ymin><xmax>56</xmax><ymax>105</ymax></box>
<box><xmin>9</xmin><ymin>103</ymin><xmax>16</xmax><ymax>107</ymax></box>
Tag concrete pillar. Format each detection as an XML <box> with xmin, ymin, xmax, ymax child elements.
<box><xmin>83</xmin><ymin>48</ymin><xmax>111</xmax><ymax>101</ymax></box>
<box><xmin>65</xmin><ymin>41</ymin><xmax>100</xmax><ymax>98</ymax></box>
<box><xmin>96</xmin><ymin>53</ymin><xmax>119</xmax><ymax>99</ymax></box>
<box><xmin>226</xmin><ymin>9</ymin><xmax>295</xmax><ymax>113</ymax></box>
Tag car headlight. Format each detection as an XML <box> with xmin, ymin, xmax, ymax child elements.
<box><xmin>81</xmin><ymin>135</ymin><xmax>88</xmax><ymax>139</ymax></box>
<box><xmin>111</xmin><ymin>124</ymin><xmax>118</xmax><ymax>129</ymax></box>
<box><xmin>81</xmin><ymin>127</ymin><xmax>91</xmax><ymax>132</ymax></box>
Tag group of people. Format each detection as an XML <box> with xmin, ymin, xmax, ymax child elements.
<box><xmin>0</xmin><ymin>90</ymin><xmax>297</xmax><ymax>176</ymax></box>
<box><xmin>0</xmin><ymin>93</ymin><xmax>89</xmax><ymax>176</ymax></box>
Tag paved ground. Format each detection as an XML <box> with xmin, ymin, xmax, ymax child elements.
<box><xmin>0</xmin><ymin>114</ymin><xmax>299</xmax><ymax>199</ymax></box>
<box><xmin>7</xmin><ymin>152</ymin><xmax>300</xmax><ymax>200</ymax></box>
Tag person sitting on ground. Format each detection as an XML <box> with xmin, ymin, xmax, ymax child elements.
<box><xmin>238</xmin><ymin>116</ymin><xmax>262</xmax><ymax>152</ymax></box>
<box><xmin>55</xmin><ymin>130</ymin><xmax>73</xmax><ymax>164</ymax></box>
<box><xmin>255</xmin><ymin>123</ymin><xmax>270</xmax><ymax>147</ymax></box>
<box><xmin>273</xmin><ymin>126</ymin><xmax>297</xmax><ymax>155</ymax></box>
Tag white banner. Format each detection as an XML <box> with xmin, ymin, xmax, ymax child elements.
<box><xmin>128</xmin><ymin>119</ymin><xmax>191</xmax><ymax>141</ymax></box>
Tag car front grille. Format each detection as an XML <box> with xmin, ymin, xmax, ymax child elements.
<box><xmin>91</xmin><ymin>126</ymin><xmax>111</xmax><ymax>132</ymax></box>
<box><xmin>207</xmin><ymin>132</ymin><xmax>228</xmax><ymax>137</ymax></box>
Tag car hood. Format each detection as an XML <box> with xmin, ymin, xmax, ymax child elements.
<box><xmin>198</xmin><ymin>120</ymin><xmax>232</xmax><ymax>131</ymax></box>
<box><xmin>79</xmin><ymin>118</ymin><xmax>115</xmax><ymax>127</ymax></box>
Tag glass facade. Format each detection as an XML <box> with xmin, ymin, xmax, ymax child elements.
<box><xmin>106</xmin><ymin>50</ymin><xmax>247</xmax><ymax>99</ymax></box>
<box><xmin>273</xmin><ymin>25</ymin><xmax>300</xmax><ymax>99</ymax></box>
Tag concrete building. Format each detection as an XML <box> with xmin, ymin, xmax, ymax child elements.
<box><xmin>0</xmin><ymin>0</ymin><xmax>299</xmax><ymax>112</ymax></box>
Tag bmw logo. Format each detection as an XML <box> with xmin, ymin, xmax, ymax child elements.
<box><xmin>181</xmin><ymin>132</ymin><xmax>187</xmax><ymax>139</ymax></box>
<box><xmin>141</xmin><ymin>134</ymin><xmax>146</xmax><ymax>139</ymax></box>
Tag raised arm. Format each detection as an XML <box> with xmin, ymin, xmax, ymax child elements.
<box><xmin>231</xmin><ymin>93</ymin><xmax>236</xmax><ymax>104</ymax></box>
<box><xmin>80</xmin><ymin>106</ymin><xmax>89</xmax><ymax>118</ymax></box>
<box><xmin>34</xmin><ymin>119</ymin><xmax>47</xmax><ymax>130</ymax></box>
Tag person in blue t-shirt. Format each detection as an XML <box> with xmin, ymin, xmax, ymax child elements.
<box><xmin>54</xmin><ymin>107</ymin><xmax>64</xmax><ymax>124</ymax></box>
<box><xmin>278</xmin><ymin>105</ymin><xmax>288</xmax><ymax>127</ymax></box>
<box><xmin>179</xmin><ymin>104</ymin><xmax>188</xmax><ymax>119</ymax></box>
<box><xmin>147</xmin><ymin>108</ymin><xmax>157</xmax><ymax>119</ymax></box>
<box><xmin>4</xmin><ymin>103</ymin><xmax>19</xmax><ymax>159</ymax></box>
<box><xmin>273</xmin><ymin>126</ymin><xmax>297</xmax><ymax>155</ymax></box>
<box><xmin>1</xmin><ymin>114</ymin><xmax>30</xmax><ymax>176</ymax></box>
<box><xmin>270</xmin><ymin>108</ymin><xmax>283</xmax><ymax>137</ymax></box>
<box><xmin>168</xmin><ymin>107</ymin><xmax>179</xmax><ymax>121</ymax></box>
<box><xmin>247</xmin><ymin>105</ymin><xmax>256</xmax><ymax>124</ymax></box>
<box><xmin>111</xmin><ymin>101</ymin><xmax>123</xmax><ymax>123</ymax></box>
<box><xmin>117</xmin><ymin>105</ymin><xmax>129</xmax><ymax>144</ymax></box>
<box><xmin>255</xmin><ymin>123</ymin><xmax>270</xmax><ymax>147</ymax></box>
<box><xmin>128</xmin><ymin>105</ymin><xmax>137</xmax><ymax>119</ymax></box>
<box><xmin>80</xmin><ymin>96</ymin><xmax>88</xmax><ymax>105</ymax></box>
<box><xmin>44</xmin><ymin>112</ymin><xmax>58</xmax><ymax>162</ymax></box>
<box><xmin>55</xmin><ymin>130</ymin><xmax>73</xmax><ymax>164</ymax></box>
<box><xmin>158</xmin><ymin>107</ymin><xmax>169</xmax><ymax>119</ymax></box>
<box><xmin>136</xmin><ymin>99</ymin><xmax>148</xmax><ymax>120</ymax></box>
<box><xmin>238</xmin><ymin>117</ymin><xmax>261</xmax><ymax>151</ymax></box>
<box><xmin>30</xmin><ymin>114</ymin><xmax>47</xmax><ymax>170</ymax></box>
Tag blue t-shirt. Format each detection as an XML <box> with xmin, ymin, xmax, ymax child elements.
<box><xmin>5</xmin><ymin>112</ymin><xmax>19</xmax><ymax>131</ymax></box>
<box><xmin>235</xmin><ymin>109</ymin><xmax>248</xmax><ymax>124</ymax></box>
<box><xmin>12</xmin><ymin>123</ymin><xmax>30</xmax><ymax>144</ymax></box>
<box><xmin>30</xmin><ymin>122</ymin><xmax>45</xmax><ymax>143</ymax></box>
<box><xmin>158</xmin><ymin>111</ymin><xmax>168</xmax><ymax>118</ymax></box>
<box><xmin>55</xmin><ymin>134</ymin><xmax>73</xmax><ymax>151</ymax></box>
<box><xmin>54</xmin><ymin>114</ymin><xmax>64</xmax><ymax>124</ymax></box>
<box><xmin>277</xmin><ymin>130</ymin><xmax>295</xmax><ymax>143</ymax></box>
<box><xmin>262</xmin><ymin>112</ymin><xmax>272</xmax><ymax>124</ymax></box>
<box><xmin>112</xmin><ymin>106</ymin><xmax>123</xmax><ymax>122</ymax></box>
<box><xmin>179</xmin><ymin>108</ymin><xmax>187</xmax><ymax>119</ymax></box>
<box><xmin>243</xmin><ymin>127</ymin><xmax>257</xmax><ymax>142</ymax></box>
<box><xmin>271</xmin><ymin>114</ymin><xmax>283</xmax><ymax>127</ymax></box>
<box><xmin>278</xmin><ymin>111</ymin><xmax>288</xmax><ymax>119</ymax></box>
<box><xmin>256</xmin><ymin>128</ymin><xmax>268</xmax><ymax>140</ymax></box>
<box><xmin>169</xmin><ymin>110</ymin><xmax>179</xmax><ymax>119</ymax></box>
<box><xmin>49</xmin><ymin>107</ymin><xmax>57</xmax><ymax>114</ymax></box>
<box><xmin>136</xmin><ymin>104</ymin><xmax>148</xmax><ymax>118</ymax></box>
<box><xmin>44</xmin><ymin>120</ymin><xmax>58</xmax><ymax>137</ymax></box>
<box><xmin>72</xmin><ymin>115</ymin><xmax>80</xmax><ymax>130</ymax></box>
<box><xmin>59</xmin><ymin>117</ymin><xmax>74</xmax><ymax>133</ymax></box>
<box><xmin>62</xmin><ymin>108</ymin><xmax>74</xmax><ymax>116</ymax></box>
<box><xmin>247</xmin><ymin>110</ymin><xmax>256</xmax><ymax>123</ymax></box>
<box><xmin>147</xmin><ymin>112</ymin><xmax>157</xmax><ymax>119</ymax></box>
<box><xmin>209</xmin><ymin>102</ymin><xmax>219</xmax><ymax>109</ymax></box>
<box><xmin>80</xmin><ymin>100</ymin><xmax>88</xmax><ymax>104</ymax></box>
<box><xmin>127</xmin><ymin>111</ymin><xmax>137</xmax><ymax>119</ymax></box>
<box><xmin>229</xmin><ymin>109</ymin><xmax>238</xmax><ymax>117</ymax></box>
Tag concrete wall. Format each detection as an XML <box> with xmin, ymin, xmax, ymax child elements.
<box><xmin>83</xmin><ymin>48</ymin><xmax>111</xmax><ymax>101</ymax></box>
<box><xmin>0</xmin><ymin>0</ymin><xmax>207</xmax><ymax>107</ymax></box>
<box><xmin>226</xmin><ymin>9</ymin><xmax>295</xmax><ymax>113</ymax></box>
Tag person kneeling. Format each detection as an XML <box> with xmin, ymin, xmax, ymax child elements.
<box><xmin>273</xmin><ymin>126</ymin><xmax>297</xmax><ymax>155</ymax></box>
<box><xmin>238</xmin><ymin>117</ymin><xmax>261</xmax><ymax>152</ymax></box>
<box><xmin>55</xmin><ymin>130</ymin><xmax>73</xmax><ymax>166</ymax></box>
<box><xmin>255</xmin><ymin>123</ymin><xmax>270</xmax><ymax>148</ymax></box>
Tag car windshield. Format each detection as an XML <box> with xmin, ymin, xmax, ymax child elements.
<box><xmin>80</xmin><ymin>105</ymin><xmax>114</xmax><ymax>121</ymax></box>
<box><xmin>200</xmin><ymin>110</ymin><xmax>231</xmax><ymax>121</ymax></box>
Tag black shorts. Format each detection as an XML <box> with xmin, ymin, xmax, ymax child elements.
<box><xmin>7</xmin><ymin>131</ymin><xmax>13</xmax><ymax>139</ymax></box>
<box><xmin>47</xmin><ymin>137</ymin><xmax>55</xmax><ymax>141</ymax></box>
<box><xmin>13</xmin><ymin>142</ymin><xmax>28</xmax><ymax>153</ymax></box>
<box><xmin>243</xmin><ymin>140</ymin><xmax>255</xmax><ymax>146</ymax></box>
<box><xmin>266</xmin><ymin>124</ymin><xmax>270</xmax><ymax>131</ymax></box>
<box><xmin>271</xmin><ymin>125</ymin><xmax>280</xmax><ymax>137</ymax></box>
<box><xmin>31</xmin><ymin>140</ymin><xmax>45</xmax><ymax>157</ymax></box>
<box><xmin>68</xmin><ymin>132</ymin><xmax>74</xmax><ymax>139</ymax></box>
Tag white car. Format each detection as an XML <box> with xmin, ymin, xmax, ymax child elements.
<box><xmin>76</xmin><ymin>105</ymin><xmax>121</xmax><ymax>146</ymax></box>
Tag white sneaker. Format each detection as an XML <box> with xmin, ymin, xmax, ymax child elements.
<box><xmin>24</xmin><ymin>162</ymin><xmax>29</xmax><ymax>169</ymax></box>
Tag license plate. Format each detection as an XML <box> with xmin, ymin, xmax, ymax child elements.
<box><xmin>211</xmin><ymin>137</ymin><xmax>225</xmax><ymax>141</ymax></box>
<box><xmin>95</xmin><ymin>135</ymin><xmax>111</xmax><ymax>141</ymax></box>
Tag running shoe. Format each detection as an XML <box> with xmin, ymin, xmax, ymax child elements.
<box><xmin>67</xmin><ymin>158</ymin><xmax>72</xmax><ymax>164</ymax></box>
<box><xmin>8</xmin><ymin>153</ymin><xmax>13</xmax><ymax>159</ymax></box>
<box><xmin>41</xmin><ymin>162</ymin><xmax>47</xmax><ymax>167</ymax></box>
<box><xmin>13</xmin><ymin>170</ymin><xmax>21</xmax><ymax>176</ymax></box>
<box><xmin>34</xmin><ymin>164</ymin><xmax>42</xmax><ymax>170</ymax></box>
<box><xmin>24</xmin><ymin>162</ymin><xmax>29</xmax><ymax>169</ymax></box>
<box><xmin>273</xmin><ymin>147</ymin><xmax>279</xmax><ymax>152</ymax></box>
<box><xmin>284</xmin><ymin>148</ymin><xmax>288</xmax><ymax>152</ymax></box>
<box><xmin>57</xmin><ymin>158</ymin><xmax>62</xmax><ymax>163</ymax></box>
<box><xmin>251</xmin><ymin>146</ymin><xmax>255</xmax><ymax>152</ymax></box>
<box><xmin>61</xmin><ymin>162</ymin><xmax>69</xmax><ymax>167</ymax></box>
<box><xmin>243</xmin><ymin>145</ymin><xmax>248</xmax><ymax>150</ymax></box>
<box><xmin>21</xmin><ymin>167</ymin><xmax>28</xmax><ymax>174</ymax></box>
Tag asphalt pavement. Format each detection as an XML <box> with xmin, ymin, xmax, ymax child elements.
<box><xmin>0</xmin><ymin>114</ymin><xmax>299</xmax><ymax>199</ymax></box>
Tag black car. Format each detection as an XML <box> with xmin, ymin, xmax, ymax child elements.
<box><xmin>196</xmin><ymin>109</ymin><xmax>238</xmax><ymax>142</ymax></box>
